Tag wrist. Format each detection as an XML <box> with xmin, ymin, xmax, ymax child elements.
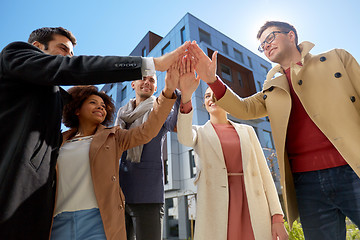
<box><xmin>163</xmin><ymin>87</ymin><xmax>174</xmax><ymax>98</ymax></box>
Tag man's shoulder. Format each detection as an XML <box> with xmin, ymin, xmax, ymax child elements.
<box><xmin>1</xmin><ymin>41</ymin><xmax>42</xmax><ymax>54</ymax></box>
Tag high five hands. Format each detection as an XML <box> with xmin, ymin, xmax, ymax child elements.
<box><xmin>163</xmin><ymin>41</ymin><xmax>218</xmax><ymax>98</ymax></box>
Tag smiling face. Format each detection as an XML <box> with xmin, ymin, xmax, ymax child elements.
<box><xmin>259</xmin><ymin>27</ymin><xmax>295</xmax><ymax>64</ymax></box>
<box><xmin>76</xmin><ymin>94</ymin><xmax>107</xmax><ymax>126</ymax></box>
<box><xmin>204</xmin><ymin>87</ymin><xmax>226</xmax><ymax>115</ymax></box>
<box><xmin>132</xmin><ymin>75</ymin><xmax>157</xmax><ymax>101</ymax></box>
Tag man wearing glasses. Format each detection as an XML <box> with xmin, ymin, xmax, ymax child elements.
<box><xmin>189</xmin><ymin>21</ymin><xmax>360</xmax><ymax>240</ymax></box>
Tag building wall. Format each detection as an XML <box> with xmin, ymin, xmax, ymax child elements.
<box><xmin>102</xmin><ymin>12</ymin><xmax>280</xmax><ymax>240</ymax></box>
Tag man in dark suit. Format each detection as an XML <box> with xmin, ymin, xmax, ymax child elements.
<box><xmin>0</xmin><ymin>26</ymin><xmax>189</xmax><ymax>239</ymax></box>
<box><xmin>115</xmin><ymin>72</ymin><xmax>181</xmax><ymax>240</ymax></box>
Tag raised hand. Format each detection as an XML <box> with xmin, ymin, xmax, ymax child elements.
<box><xmin>163</xmin><ymin>59</ymin><xmax>181</xmax><ymax>98</ymax></box>
<box><xmin>188</xmin><ymin>41</ymin><xmax>218</xmax><ymax>84</ymax></box>
<box><xmin>154</xmin><ymin>41</ymin><xmax>191</xmax><ymax>72</ymax></box>
<box><xmin>179</xmin><ymin>55</ymin><xmax>200</xmax><ymax>104</ymax></box>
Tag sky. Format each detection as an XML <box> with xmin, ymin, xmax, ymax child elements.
<box><xmin>1</xmin><ymin>0</ymin><xmax>359</xmax><ymax>62</ymax></box>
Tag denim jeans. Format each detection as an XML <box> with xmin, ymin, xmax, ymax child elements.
<box><xmin>51</xmin><ymin>208</ymin><xmax>106</xmax><ymax>240</ymax></box>
<box><xmin>293</xmin><ymin>165</ymin><xmax>360</xmax><ymax>240</ymax></box>
<box><xmin>125</xmin><ymin>203</ymin><xmax>164</xmax><ymax>240</ymax></box>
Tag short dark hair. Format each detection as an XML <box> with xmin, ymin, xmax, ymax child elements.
<box><xmin>63</xmin><ymin>85</ymin><xmax>115</xmax><ymax>128</ymax></box>
<box><xmin>28</xmin><ymin>27</ymin><xmax>77</xmax><ymax>50</ymax></box>
<box><xmin>257</xmin><ymin>21</ymin><xmax>300</xmax><ymax>51</ymax></box>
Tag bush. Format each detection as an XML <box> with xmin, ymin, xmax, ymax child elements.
<box><xmin>284</xmin><ymin>220</ymin><xmax>304</xmax><ymax>240</ymax></box>
<box><xmin>284</xmin><ymin>218</ymin><xmax>360</xmax><ymax>240</ymax></box>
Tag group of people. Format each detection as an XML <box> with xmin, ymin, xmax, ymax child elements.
<box><xmin>0</xmin><ymin>20</ymin><xmax>359</xmax><ymax>240</ymax></box>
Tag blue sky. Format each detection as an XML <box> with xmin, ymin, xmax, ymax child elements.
<box><xmin>1</xmin><ymin>0</ymin><xmax>359</xmax><ymax>63</ymax></box>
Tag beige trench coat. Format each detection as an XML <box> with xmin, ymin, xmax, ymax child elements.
<box><xmin>177</xmin><ymin>110</ymin><xmax>283</xmax><ymax>240</ymax></box>
<box><xmin>54</xmin><ymin>93</ymin><xmax>176</xmax><ymax>240</ymax></box>
<box><xmin>215</xmin><ymin>41</ymin><xmax>360</xmax><ymax>227</ymax></box>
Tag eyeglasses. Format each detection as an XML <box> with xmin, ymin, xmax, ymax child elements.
<box><xmin>258</xmin><ymin>31</ymin><xmax>289</xmax><ymax>53</ymax></box>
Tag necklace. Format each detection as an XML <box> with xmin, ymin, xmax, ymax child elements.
<box><xmin>66</xmin><ymin>135</ymin><xmax>94</xmax><ymax>143</ymax></box>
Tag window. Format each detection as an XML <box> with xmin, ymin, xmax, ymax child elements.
<box><xmin>121</xmin><ymin>86</ymin><xmax>127</xmax><ymax>101</ymax></box>
<box><xmin>220</xmin><ymin>64</ymin><xmax>232</xmax><ymax>82</ymax></box>
<box><xmin>247</xmin><ymin>56</ymin><xmax>253</xmax><ymax>68</ymax></box>
<box><xmin>189</xmin><ymin>149</ymin><xmax>196</xmax><ymax>178</ymax></box>
<box><xmin>237</xmin><ymin>72</ymin><xmax>243</xmax><ymax>87</ymax></box>
<box><xmin>162</xmin><ymin>42</ymin><xmax>171</xmax><ymax>55</ymax></box>
<box><xmin>263</xmin><ymin>130</ymin><xmax>274</xmax><ymax>149</ymax></box>
<box><xmin>257</xmin><ymin>81</ymin><xmax>263</xmax><ymax>91</ymax></box>
<box><xmin>222</xmin><ymin>41</ymin><xmax>228</xmax><ymax>55</ymax></box>
<box><xmin>180</xmin><ymin>27</ymin><xmax>186</xmax><ymax>44</ymax></box>
<box><xmin>163</xmin><ymin>135</ymin><xmax>168</xmax><ymax>184</ymax></box>
<box><xmin>199</xmin><ymin>28</ymin><xmax>211</xmax><ymax>45</ymax></box>
<box><xmin>260</xmin><ymin>64</ymin><xmax>269</xmax><ymax>78</ymax></box>
<box><xmin>234</xmin><ymin>49</ymin><xmax>244</xmax><ymax>63</ymax></box>
<box><xmin>142</xmin><ymin>47</ymin><xmax>147</xmax><ymax>57</ymax></box>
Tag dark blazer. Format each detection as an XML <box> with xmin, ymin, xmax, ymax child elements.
<box><xmin>119</xmin><ymin>92</ymin><xmax>181</xmax><ymax>204</ymax></box>
<box><xmin>0</xmin><ymin>41</ymin><xmax>143</xmax><ymax>239</ymax></box>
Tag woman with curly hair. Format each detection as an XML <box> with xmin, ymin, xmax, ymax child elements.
<box><xmin>50</xmin><ymin>66</ymin><xmax>179</xmax><ymax>240</ymax></box>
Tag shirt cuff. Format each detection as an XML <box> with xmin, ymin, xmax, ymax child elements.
<box><xmin>180</xmin><ymin>100</ymin><xmax>193</xmax><ymax>114</ymax></box>
<box><xmin>141</xmin><ymin>57</ymin><xmax>156</xmax><ymax>77</ymax></box>
<box><xmin>208</xmin><ymin>76</ymin><xmax>226</xmax><ymax>100</ymax></box>
<box><xmin>272</xmin><ymin>214</ymin><xmax>284</xmax><ymax>224</ymax></box>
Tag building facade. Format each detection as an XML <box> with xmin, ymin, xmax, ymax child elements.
<box><xmin>102</xmin><ymin>13</ymin><xmax>280</xmax><ymax>240</ymax></box>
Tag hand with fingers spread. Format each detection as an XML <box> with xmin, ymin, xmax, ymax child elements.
<box><xmin>188</xmin><ymin>41</ymin><xmax>218</xmax><ymax>84</ymax></box>
<box><xmin>179</xmin><ymin>55</ymin><xmax>200</xmax><ymax>104</ymax></box>
<box><xmin>163</xmin><ymin>59</ymin><xmax>181</xmax><ymax>98</ymax></box>
<box><xmin>154</xmin><ymin>41</ymin><xmax>191</xmax><ymax>72</ymax></box>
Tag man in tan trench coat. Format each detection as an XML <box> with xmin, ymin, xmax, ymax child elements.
<box><xmin>188</xmin><ymin>21</ymin><xmax>360</xmax><ymax>240</ymax></box>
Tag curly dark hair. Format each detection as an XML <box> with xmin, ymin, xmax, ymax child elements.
<box><xmin>63</xmin><ymin>85</ymin><xmax>115</xmax><ymax>128</ymax></box>
<box><xmin>28</xmin><ymin>27</ymin><xmax>77</xmax><ymax>49</ymax></box>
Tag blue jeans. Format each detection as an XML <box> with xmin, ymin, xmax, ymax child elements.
<box><xmin>51</xmin><ymin>208</ymin><xmax>106</xmax><ymax>240</ymax></box>
<box><xmin>294</xmin><ymin>165</ymin><xmax>360</xmax><ymax>240</ymax></box>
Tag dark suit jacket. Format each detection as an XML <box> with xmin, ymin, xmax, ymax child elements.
<box><xmin>0</xmin><ymin>41</ymin><xmax>143</xmax><ymax>239</ymax></box>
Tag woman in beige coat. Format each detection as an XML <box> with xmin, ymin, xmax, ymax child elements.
<box><xmin>50</xmin><ymin>68</ymin><xmax>178</xmax><ymax>240</ymax></box>
<box><xmin>176</xmin><ymin>57</ymin><xmax>287</xmax><ymax>240</ymax></box>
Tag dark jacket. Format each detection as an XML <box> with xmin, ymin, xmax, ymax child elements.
<box><xmin>0</xmin><ymin>41</ymin><xmax>142</xmax><ymax>239</ymax></box>
<box><xmin>119</xmin><ymin>91</ymin><xmax>181</xmax><ymax>204</ymax></box>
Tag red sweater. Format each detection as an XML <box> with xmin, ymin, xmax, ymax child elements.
<box><xmin>209</xmin><ymin>74</ymin><xmax>347</xmax><ymax>172</ymax></box>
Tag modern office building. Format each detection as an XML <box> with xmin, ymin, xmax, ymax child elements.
<box><xmin>102</xmin><ymin>13</ymin><xmax>280</xmax><ymax>240</ymax></box>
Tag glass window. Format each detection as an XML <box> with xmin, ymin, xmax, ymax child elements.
<box><xmin>247</xmin><ymin>56</ymin><xmax>253</xmax><ymax>68</ymax></box>
<box><xmin>220</xmin><ymin>64</ymin><xmax>232</xmax><ymax>82</ymax></box>
<box><xmin>121</xmin><ymin>86</ymin><xmax>127</xmax><ymax>101</ymax></box>
<box><xmin>162</xmin><ymin>42</ymin><xmax>171</xmax><ymax>55</ymax></box>
<box><xmin>199</xmin><ymin>28</ymin><xmax>211</xmax><ymax>45</ymax></box>
<box><xmin>180</xmin><ymin>27</ymin><xmax>186</xmax><ymax>44</ymax></box>
<box><xmin>222</xmin><ymin>42</ymin><xmax>228</xmax><ymax>55</ymax></box>
<box><xmin>260</xmin><ymin>64</ymin><xmax>269</xmax><ymax>78</ymax></box>
<box><xmin>263</xmin><ymin>130</ymin><xmax>274</xmax><ymax>149</ymax></box>
<box><xmin>234</xmin><ymin>49</ymin><xmax>244</xmax><ymax>63</ymax></box>
<box><xmin>163</xmin><ymin>134</ymin><xmax>168</xmax><ymax>184</ymax></box>
<box><xmin>237</xmin><ymin>72</ymin><xmax>243</xmax><ymax>87</ymax></box>
<box><xmin>166</xmin><ymin>198</ymin><xmax>179</xmax><ymax>237</ymax></box>
<box><xmin>142</xmin><ymin>47</ymin><xmax>147</xmax><ymax>57</ymax></box>
<box><xmin>189</xmin><ymin>149</ymin><xmax>196</xmax><ymax>178</ymax></box>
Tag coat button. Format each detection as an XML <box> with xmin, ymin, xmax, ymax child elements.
<box><xmin>320</xmin><ymin>56</ymin><xmax>326</xmax><ymax>62</ymax></box>
<box><xmin>350</xmin><ymin>96</ymin><xmax>356</xmax><ymax>102</ymax></box>
<box><xmin>263</xmin><ymin>94</ymin><xmax>267</xmax><ymax>100</ymax></box>
<box><xmin>118</xmin><ymin>204</ymin><xmax>124</xmax><ymax>210</ymax></box>
<box><xmin>105</xmin><ymin>145</ymin><xmax>110</xmax><ymax>150</ymax></box>
<box><xmin>112</xmin><ymin>175</ymin><xmax>116</xmax><ymax>181</ymax></box>
<box><xmin>268</xmin><ymin>86</ymin><xmax>274</xmax><ymax>92</ymax></box>
<box><xmin>298</xmin><ymin>80</ymin><xmax>303</xmax><ymax>85</ymax></box>
<box><xmin>334</xmin><ymin>72</ymin><xmax>342</xmax><ymax>78</ymax></box>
